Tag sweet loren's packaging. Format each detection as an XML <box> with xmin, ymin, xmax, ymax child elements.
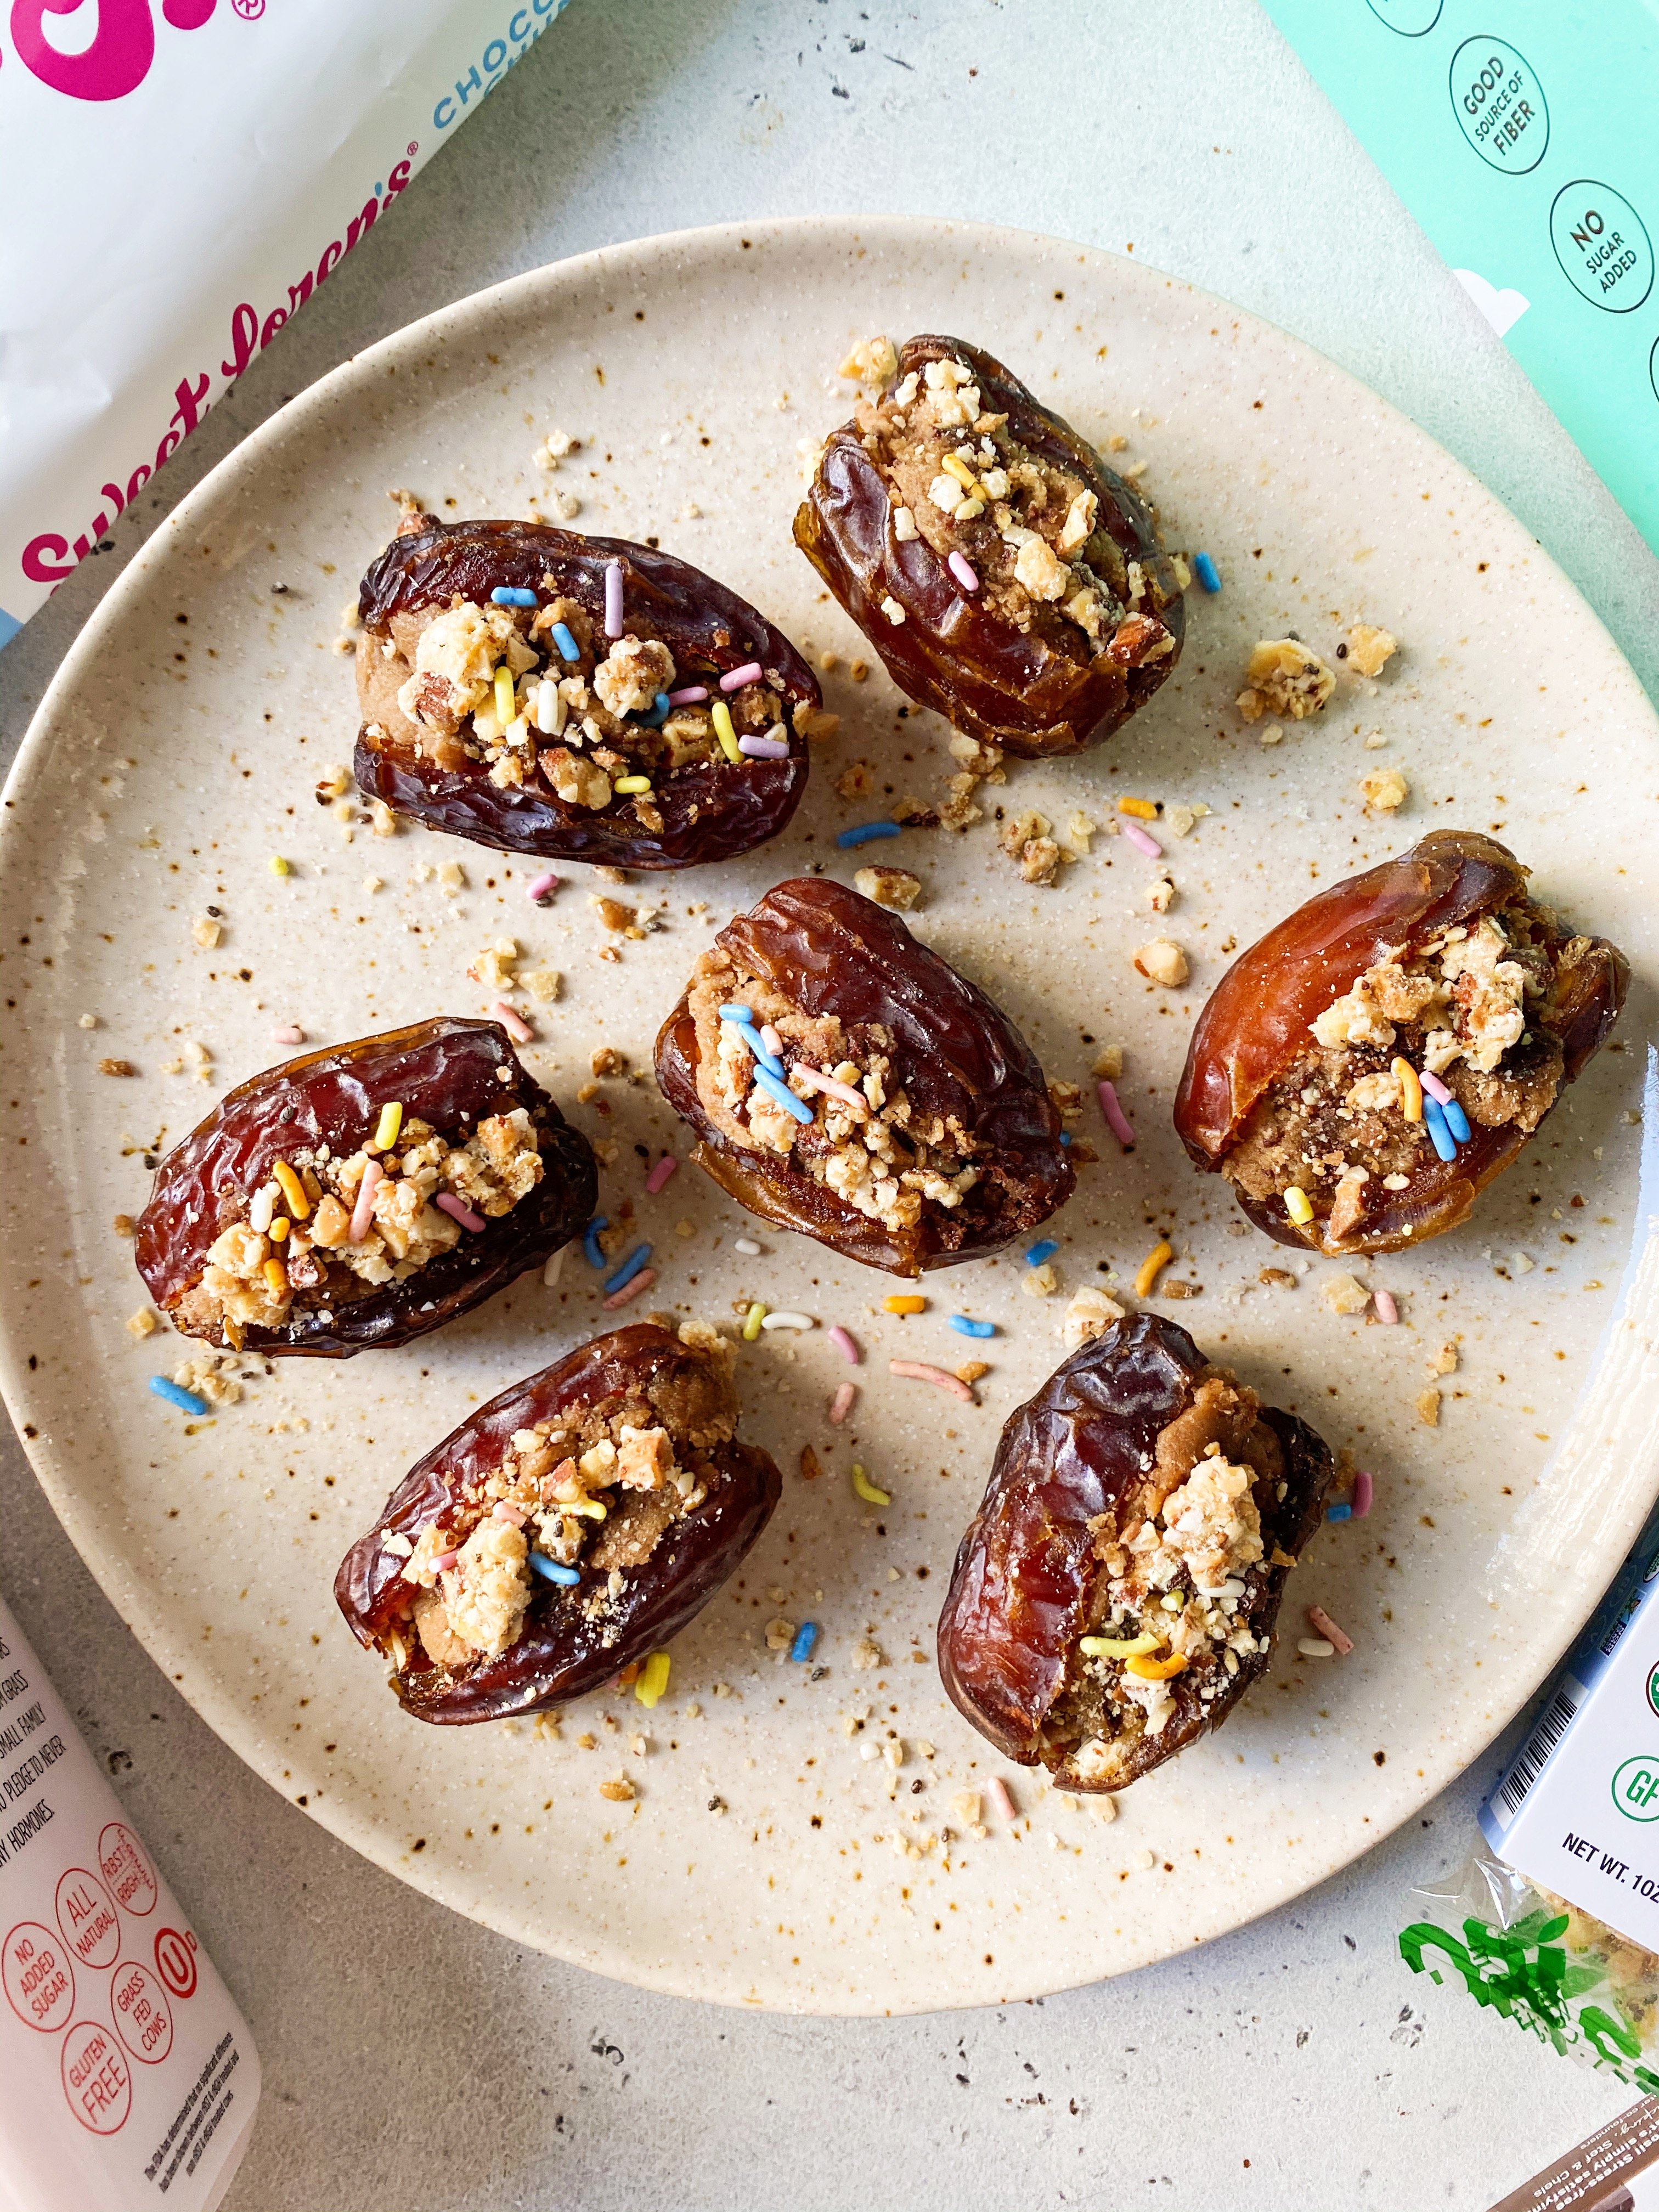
<box><xmin>0</xmin><ymin>0</ymin><xmax>574</xmax><ymax>652</ymax></box>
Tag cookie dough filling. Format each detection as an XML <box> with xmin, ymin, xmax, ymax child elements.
<box><xmin>381</xmin><ymin>1323</ymin><xmax>739</xmax><ymax>1673</ymax></box>
<box><xmin>178</xmin><ymin>1107</ymin><xmax>544</xmax><ymax>1344</ymax></box>
<box><xmin>685</xmin><ymin>946</ymin><xmax>982</xmax><ymax>1237</ymax></box>
<box><xmin>855</xmin><ymin>352</ymin><xmax>1180</xmax><ymax>672</ymax></box>
<box><xmin>1043</xmin><ymin>1372</ymin><xmax>1284</xmax><ymax>1786</ymax></box>
<box><xmin>1224</xmin><ymin>895</ymin><xmax>1595</xmax><ymax>1239</ymax></box>
<box><xmin>386</xmin><ymin>588</ymin><xmax>789</xmax><ymax>831</ymax></box>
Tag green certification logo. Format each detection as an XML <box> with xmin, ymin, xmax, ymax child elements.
<box><xmin>1647</xmin><ymin>1660</ymin><xmax>1659</xmax><ymax>1719</ymax></box>
<box><xmin>1449</xmin><ymin>40</ymin><xmax>1548</xmax><ymax>176</ymax></box>
<box><xmin>1550</xmin><ymin>181</ymin><xmax>1655</xmax><ymax>314</ymax></box>
<box><xmin>1612</xmin><ymin>1753</ymin><xmax>1659</xmax><ymax>1821</ymax></box>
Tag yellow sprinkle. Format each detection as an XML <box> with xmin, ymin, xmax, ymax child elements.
<box><xmin>1079</xmin><ymin>1632</ymin><xmax>1161</xmax><ymax>1657</ymax></box>
<box><xmin>269</xmin><ymin>854</ymin><xmax>291</xmax><ymax>876</ymax></box>
<box><xmin>1118</xmin><ymin>796</ymin><xmax>1159</xmax><ymax>820</ymax></box>
<box><xmin>883</xmin><ymin>1294</ymin><xmax>927</xmax><ymax>1316</ymax></box>
<box><xmin>711</xmin><ymin>699</ymin><xmax>742</xmax><ymax>763</ymax></box>
<box><xmin>262</xmin><ymin>1258</ymin><xmax>288</xmax><ymax>1296</ymax></box>
<box><xmin>1392</xmin><ymin>1056</ymin><xmax>1423</xmax><ymax>1124</ymax></box>
<box><xmin>370</xmin><ymin>1101</ymin><xmax>404</xmax><ymax>1153</ymax></box>
<box><xmin>1284</xmin><ymin>1185</ymin><xmax>1314</xmax><ymax>1226</ymax></box>
<box><xmin>941</xmin><ymin>452</ymin><xmax>980</xmax><ymax>490</ymax></box>
<box><xmin>555</xmin><ymin>1498</ymin><xmax>607</xmax><ymax>1521</ymax></box>
<box><xmin>267</xmin><ymin>1216</ymin><xmax>290</xmax><ymax>1244</ymax></box>
<box><xmin>851</xmin><ymin>1463</ymin><xmax>891</xmax><ymax>1506</ymax></box>
<box><xmin>635</xmin><ymin>1650</ymin><xmax>672</xmax><ymax>1707</ymax></box>
<box><xmin>493</xmin><ymin>664</ymin><xmax>516</xmax><ymax>723</ymax></box>
<box><xmin>742</xmin><ymin>1301</ymin><xmax>766</xmax><ymax>1341</ymax></box>
<box><xmin>1126</xmin><ymin>1651</ymin><xmax>1188</xmax><ymax>1681</ymax></box>
<box><xmin>614</xmin><ymin>775</ymin><xmax>652</xmax><ymax>795</ymax></box>
<box><xmin>1133</xmin><ymin>1239</ymin><xmax>1173</xmax><ymax>1297</ymax></box>
<box><xmin>272</xmin><ymin>1159</ymin><xmax>311</xmax><ymax>1221</ymax></box>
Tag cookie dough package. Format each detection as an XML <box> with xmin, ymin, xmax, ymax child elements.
<box><xmin>0</xmin><ymin>0</ymin><xmax>574</xmax><ymax>652</ymax></box>
<box><xmin>1400</xmin><ymin>1497</ymin><xmax>1659</xmax><ymax>2094</ymax></box>
<box><xmin>1263</xmin><ymin>1</ymin><xmax>1659</xmax><ymax>560</ymax></box>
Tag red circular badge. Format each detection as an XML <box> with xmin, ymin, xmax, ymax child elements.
<box><xmin>55</xmin><ymin>1869</ymin><xmax>120</xmax><ymax>1972</ymax></box>
<box><xmin>153</xmin><ymin>1926</ymin><xmax>197</xmax><ymax>2001</ymax></box>
<box><xmin>109</xmin><ymin>1959</ymin><xmax>173</xmax><ymax>2065</ymax></box>
<box><xmin>3</xmin><ymin>1921</ymin><xmax>75</xmax><ymax>2034</ymax></box>
<box><xmin>60</xmin><ymin>2021</ymin><xmax>132</xmax><ymax>2134</ymax></box>
<box><xmin>98</xmin><ymin>1822</ymin><xmax>158</xmax><ymax>1917</ymax></box>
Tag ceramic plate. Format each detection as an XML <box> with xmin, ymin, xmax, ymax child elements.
<box><xmin>4</xmin><ymin>217</ymin><xmax>1657</xmax><ymax>2016</ymax></box>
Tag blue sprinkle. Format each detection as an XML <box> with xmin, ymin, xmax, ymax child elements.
<box><xmin>1325</xmin><ymin>1502</ymin><xmax>1353</xmax><ymax>1523</ymax></box>
<box><xmin>1060</xmin><ymin>1132</ymin><xmax>1073</xmax><ymax>1147</ymax></box>
<box><xmin>1025</xmin><ymin>1239</ymin><xmax>1059</xmax><ymax>1267</ymax></box>
<box><xmin>837</xmin><ymin>820</ymin><xmax>901</xmax><ymax>849</ymax></box>
<box><xmin>1441</xmin><ymin>1097</ymin><xmax>1472</xmax><ymax>1145</ymax></box>
<box><xmin>790</xmin><ymin>1621</ymin><xmax>821</xmax><ymax>1663</ymax></box>
<box><xmin>528</xmin><ymin>1552</ymin><xmax>582</xmax><ymax>1586</ymax></box>
<box><xmin>719</xmin><ymin>1010</ymin><xmax>782</xmax><ymax>1077</ymax></box>
<box><xmin>718</xmin><ymin>1003</ymin><xmax>755</xmax><ymax>1023</ymax></box>
<box><xmin>1423</xmin><ymin>1096</ymin><xmax>1458</xmax><ymax>1163</ymax></box>
<box><xmin>550</xmin><ymin>621</ymin><xmax>581</xmax><ymax>663</ymax></box>
<box><xmin>149</xmin><ymin>1375</ymin><xmax>209</xmax><ymax>1416</ymax></box>
<box><xmin>950</xmin><ymin>1314</ymin><xmax>996</xmax><ymax>1339</ymax></box>
<box><xmin>1192</xmin><ymin>551</ymin><xmax>1222</xmax><ymax>595</ymax></box>
<box><xmin>752</xmin><ymin>1065</ymin><xmax>814</xmax><ymax>1123</ymax></box>
<box><xmin>604</xmin><ymin>1242</ymin><xmax>653</xmax><ymax>1296</ymax></box>
<box><xmin>490</xmin><ymin>585</ymin><xmax>538</xmax><ymax>607</ymax></box>
<box><xmin>583</xmin><ymin>1214</ymin><xmax>610</xmax><ymax>1269</ymax></box>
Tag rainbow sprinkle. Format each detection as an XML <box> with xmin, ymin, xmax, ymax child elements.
<box><xmin>789</xmin><ymin>1622</ymin><xmax>821</xmax><ymax>1664</ymax></box>
<box><xmin>1025</xmin><ymin>1239</ymin><xmax>1059</xmax><ymax>1267</ymax></box>
<box><xmin>890</xmin><ymin>1358</ymin><xmax>973</xmax><ymax>1401</ymax></box>
<box><xmin>551</xmin><ymin>621</ymin><xmax>581</xmax><ymax>663</ymax></box>
<box><xmin>837</xmin><ymin>821</ymin><xmax>901</xmax><ymax>849</ymax></box>
<box><xmin>792</xmin><ymin>1064</ymin><xmax>867</xmax><ymax>1113</ymax></box>
<box><xmin>738</xmin><ymin>732</ymin><xmax>790</xmax><ymax>759</ymax></box>
<box><xmin>1120</xmin><ymin>818</ymin><xmax>1163</xmax><ymax>859</ymax></box>
<box><xmin>667</xmin><ymin>684</ymin><xmax>709</xmax><ymax>706</ymax></box>
<box><xmin>149</xmin><ymin>1375</ymin><xmax>208</xmax><ymax>1416</ymax></box>
<box><xmin>719</xmin><ymin>661</ymin><xmax>763</xmax><ymax>692</ymax></box>
<box><xmin>1134</xmin><ymin>1240</ymin><xmax>1173</xmax><ymax>1297</ymax></box>
<box><xmin>1326</xmin><ymin>1502</ymin><xmax>1352</xmax><ymax>1522</ymax></box>
<box><xmin>527</xmin><ymin>870</ymin><xmax>560</xmax><ymax>905</ymax></box>
<box><xmin>493</xmin><ymin>664</ymin><xmax>516</xmax><ymax>723</ymax></box>
<box><xmin>828</xmin><ymin>1324</ymin><xmax>860</xmax><ymax>1364</ymax></box>
<box><xmin>742</xmin><ymin>1302</ymin><xmax>767</xmax><ymax>1341</ymax></box>
<box><xmin>1442</xmin><ymin>1097</ymin><xmax>1472</xmax><ymax>1144</ymax></box>
<box><xmin>1097</xmin><ymin>1080</ymin><xmax>1136</xmax><ymax>1149</ymax></box>
<box><xmin>711</xmin><ymin>699</ymin><xmax>742</xmax><ymax>762</ymax></box>
<box><xmin>645</xmin><ymin>1155</ymin><xmax>678</xmax><ymax>1195</ymax></box>
<box><xmin>636</xmin><ymin>1650</ymin><xmax>672</xmax><ymax>1706</ymax></box>
<box><xmin>988</xmin><ymin>1777</ymin><xmax>1017</xmax><ymax>1823</ymax></box>
<box><xmin>883</xmin><ymin>1294</ymin><xmax>926</xmax><ymax>1315</ymax></box>
<box><xmin>583</xmin><ymin>1216</ymin><xmax>610</xmax><ymax>1269</ymax></box>
<box><xmin>1374</xmin><ymin>1290</ymin><xmax>1398</xmax><ymax>1327</ymax></box>
<box><xmin>603</xmin><ymin>1243</ymin><xmax>652</xmax><ymax>1296</ymax></box>
<box><xmin>949</xmin><ymin>1315</ymin><xmax>996</xmax><ymax>1339</ymax></box>
<box><xmin>1192</xmin><ymin>551</ymin><xmax>1222</xmax><ymax>594</ymax></box>
<box><xmin>491</xmin><ymin>585</ymin><xmax>537</xmax><ymax>607</ymax></box>
<box><xmin>1284</xmin><ymin>1186</ymin><xmax>1314</xmax><ymax>1226</ymax></box>
<box><xmin>528</xmin><ymin>1553</ymin><xmax>581</xmax><ymax>1587</ymax></box>
<box><xmin>371</xmin><ymin>1101</ymin><xmax>403</xmax><ymax>1153</ymax></box>
<box><xmin>1352</xmin><ymin>1470</ymin><xmax>1374</xmax><ymax>1518</ymax></box>
<box><xmin>272</xmin><ymin>1159</ymin><xmax>311</xmax><ymax>1219</ymax></box>
<box><xmin>851</xmin><ymin>1463</ymin><xmax>890</xmax><ymax>1506</ymax></box>
<box><xmin>604</xmin><ymin>1269</ymin><xmax>657</xmax><ymax>1310</ymax></box>
<box><xmin>1419</xmin><ymin>1068</ymin><xmax>1454</xmax><ymax>1105</ymax></box>
<box><xmin>614</xmin><ymin>775</ymin><xmax>652</xmax><ymax>795</ymax></box>
<box><xmin>829</xmin><ymin>1381</ymin><xmax>857</xmax><ymax>1424</ymax></box>
<box><xmin>603</xmin><ymin>560</ymin><xmax>624</xmax><ymax>637</ymax></box>
<box><xmin>1306</xmin><ymin>1604</ymin><xmax>1353</xmax><ymax>1656</ymax></box>
<box><xmin>1423</xmin><ymin>1097</ymin><xmax>1457</xmax><ymax>1161</ymax></box>
<box><xmin>349</xmin><ymin>1159</ymin><xmax>383</xmax><ymax>1243</ymax></box>
<box><xmin>753</xmin><ymin>1065</ymin><xmax>813</xmax><ymax>1122</ymax></box>
<box><xmin>1391</xmin><ymin>1057</ymin><xmax>1423</xmax><ymax>1124</ymax></box>
<box><xmin>1118</xmin><ymin>797</ymin><xmax>1159</xmax><ymax>820</ymax></box>
<box><xmin>436</xmin><ymin>1192</ymin><xmax>485</xmax><ymax>1232</ymax></box>
<box><xmin>947</xmin><ymin>550</ymin><xmax>979</xmax><ymax>592</ymax></box>
<box><xmin>493</xmin><ymin>1000</ymin><xmax>534</xmax><ymax>1044</ymax></box>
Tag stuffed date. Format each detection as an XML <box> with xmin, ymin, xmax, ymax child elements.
<box><xmin>334</xmin><ymin>1321</ymin><xmax>781</xmax><ymax>1723</ymax></box>
<box><xmin>1173</xmin><ymin>829</ymin><xmax>1628</xmax><ymax>1256</ymax></box>
<box><xmin>135</xmin><ymin>1017</ymin><xmax>597</xmax><ymax>1357</ymax></box>
<box><xmin>937</xmin><ymin>1313</ymin><xmax>1333</xmax><ymax>1791</ymax></box>
<box><xmin>793</xmin><ymin>334</ymin><xmax>1183</xmax><ymax>760</ymax></box>
<box><xmin>653</xmin><ymin>876</ymin><xmax>1074</xmax><ymax>1275</ymax></box>
<box><xmin>354</xmin><ymin>515</ymin><xmax>820</xmax><ymax>869</ymax></box>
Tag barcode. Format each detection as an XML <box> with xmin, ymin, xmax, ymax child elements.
<box><xmin>1496</xmin><ymin>1689</ymin><xmax>1581</xmax><ymax>1818</ymax></box>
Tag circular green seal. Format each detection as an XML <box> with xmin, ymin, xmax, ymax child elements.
<box><xmin>1367</xmin><ymin>0</ymin><xmax>1442</xmax><ymax>33</ymax></box>
<box><xmin>1449</xmin><ymin>40</ymin><xmax>1549</xmax><ymax>176</ymax></box>
<box><xmin>1550</xmin><ymin>181</ymin><xmax>1655</xmax><ymax>314</ymax></box>
<box><xmin>1612</xmin><ymin>1753</ymin><xmax>1659</xmax><ymax>1821</ymax></box>
<box><xmin>1647</xmin><ymin>1659</ymin><xmax>1659</xmax><ymax>1719</ymax></box>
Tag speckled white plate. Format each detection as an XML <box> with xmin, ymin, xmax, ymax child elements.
<box><xmin>4</xmin><ymin>217</ymin><xmax>1658</xmax><ymax>2016</ymax></box>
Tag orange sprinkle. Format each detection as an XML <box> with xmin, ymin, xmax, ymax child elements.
<box><xmin>1118</xmin><ymin>796</ymin><xmax>1159</xmax><ymax>820</ymax></box>
<box><xmin>1134</xmin><ymin>1240</ymin><xmax>1173</xmax><ymax>1297</ymax></box>
<box><xmin>1126</xmin><ymin>1651</ymin><xmax>1188</xmax><ymax>1680</ymax></box>
<box><xmin>883</xmin><ymin>1294</ymin><xmax>927</xmax><ymax>1315</ymax></box>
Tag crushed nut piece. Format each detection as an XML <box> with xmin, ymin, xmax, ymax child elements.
<box><xmin>853</xmin><ymin>865</ymin><xmax>922</xmax><ymax>911</ymax></box>
<box><xmin>1346</xmin><ymin>624</ymin><xmax>1398</xmax><ymax>678</ymax></box>
<box><xmin>1133</xmin><ymin>940</ymin><xmax>1189</xmax><ymax>988</ymax></box>
<box><xmin>1237</xmin><ymin>640</ymin><xmax>1335</xmax><ymax>723</ymax></box>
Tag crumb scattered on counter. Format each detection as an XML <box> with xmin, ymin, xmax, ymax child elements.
<box><xmin>1237</xmin><ymin>640</ymin><xmax>1334</xmax><ymax>723</ymax></box>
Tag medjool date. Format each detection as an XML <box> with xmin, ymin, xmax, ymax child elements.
<box><xmin>654</xmin><ymin>876</ymin><xmax>1073</xmax><ymax>1275</ymax></box>
<box><xmin>937</xmin><ymin>1313</ymin><xmax>1333</xmax><ymax>1791</ymax></box>
<box><xmin>794</xmin><ymin>335</ymin><xmax>1183</xmax><ymax>759</ymax></box>
<box><xmin>135</xmin><ymin>1017</ymin><xmax>596</xmax><ymax>1357</ymax></box>
<box><xmin>1173</xmin><ymin>830</ymin><xmax>1627</xmax><ymax>1255</ymax></box>
<box><xmin>354</xmin><ymin>517</ymin><xmax>819</xmax><ymax>869</ymax></box>
<box><xmin>334</xmin><ymin>1321</ymin><xmax>781</xmax><ymax>1723</ymax></box>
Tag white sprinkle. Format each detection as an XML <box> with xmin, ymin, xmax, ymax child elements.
<box><xmin>733</xmin><ymin>1237</ymin><xmax>763</xmax><ymax>1256</ymax></box>
<box><xmin>760</xmin><ymin>1311</ymin><xmax>815</xmax><ymax>1332</ymax></box>
<box><xmin>543</xmin><ymin>1244</ymin><xmax>569</xmax><ymax>1288</ymax></box>
<box><xmin>1297</xmin><ymin>1637</ymin><xmax>1335</xmax><ymax>1660</ymax></box>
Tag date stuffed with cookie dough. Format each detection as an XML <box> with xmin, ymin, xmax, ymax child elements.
<box><xmin>334</xmin><ymin>1322</ymin><xmax>781</xmax><ymax>1723</ymax></box>
<box><xmin>1174</xmin><ymin>830</ymin><xmax>1628</xmax><ymax>1256</ymax></box>
<box><xmin>794</xmin><ymin>334</ymin><xmax>1184</xmax><ymax>759</ymax></box>
<box><xmin>136</xmin><ymin>1018</ymin><xmax>597</xmax><ymax>1357</ymax></box>
<box><xmin>937</xmin><ymin>1313</ymin><xmax>1333</xmax><ymax>1791</ymax></box>
<box><xmin>654</xmin><ymin>876</ymin><xmax>1074</xmax><ymax>1276</ymax></box>
<box><xmin>354</xmin><ymin>516</ymin><xmax>822</xmax><ymax>869</ymax></box>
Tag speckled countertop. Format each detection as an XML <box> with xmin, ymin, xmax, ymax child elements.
<box><xmin>5</xmin><ymin>2</ymin><xmax>1658</xmax><ymax>2204</ymax></box>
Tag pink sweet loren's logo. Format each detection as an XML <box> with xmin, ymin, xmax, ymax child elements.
<box><xmin>6</xmin><ymin>0</ymin><xmax>223</xmax><ymax>104</ymax></box>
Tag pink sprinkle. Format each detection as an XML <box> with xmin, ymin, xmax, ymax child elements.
<box><xmin>1097</xmin><ymin>1080</ymin><xmax>1136</xmax><ymax>1149</ymax></box>
<box><xmin>645</xmin><ymin>1155</ymin><xmax>679</xmax><ymax>1194</ymax></box>
<box><xmin>1373</xmin><ymin>1289</ymin><xmax>1398</xmax><ymax>1327</ymax></box>
<box><xmin>1351</xmin><ymin>1470</ymin><xmax>1374</xmax><ymax>1519</ymax></box>
<box><xmin>1419</xmin><ymin>1069</ymin><xmax>1453</xmax><ymax>1105</ymax></box>
<box><xmin>828</xmin><ymin>1381</ymin><xmax>858</xmax><ymax>1425</ymax></box>
<box><xmin>1120</xmin><ymin>819</ymin><xmax>1163</xmax><ymax>859</ymax></box>
<box><xmin>988</xmin><ymin>1776</ymin><xmax>1017</xmax><ymax>1823</ymax></box>
<box><xmin>493</xmin><ymin>1502</ymin><xmax>528</xmax><ymax>1527</ymax></box>
<box><xmin>603</xmin><ymin>559</ymin><xmax>624</xmax><ymax>638</ymax></box>
<box><xmin>828</xmin><ymin>1324</ymin><xmax>861</xmax><ymax>1365</ymax></box>
<box><xmin>431</xmin><ymin>1550</ymin><xmax>459</xmax><ymax>1575</ymax></box>
<box><xmin>605</xmin><ymin>1265</ymin><xmax>657</xmax><ymax>1310</ymax></box>
<box><xmin>947</xmin><ymin>550</ymin><xmax>979</xmax><ymax>592</ymax></box>
<box><xmin>667</xmin><ymin>685</ymin><xmax>709</xmax><ymax>706</ymax></box>
<box><xmin>436</xmin><ymin>1191</ymin><xmax>486</xmax><ymax>1232</ymax></box>
<box><xmin>270</xmin><ymin>1024</ymin><xmax>305</xmax><ymax>1047</ymax></box>
<box><xmin>738</xmin><ymin>733</ymin><xmax>790</xmax><ymax>759</ymax></box>
<box><xmin>760</xmin><ymin>1024</ymin><xmax>783</xmax><ymax>1057</ymax></box>
<box><xmin>348</xmin><ymin>1158</ymin><xmax>383</xmax><ymax>1244</ymax></box>
<box><xmin>890</xmin><ymin>1358</ymin><xmax>974</xmax><ymax>1401</ymax></box>
<box><xmin>792</xmin><ymin>1063</ymin><xmax>867</xmax><ymax>1114</ymax></box>
<box><xmin>527</xmin><ymin>870</ymin><xmax>560</xmax><ymax>905</ymax></box>
<box><xmin>1306</xmin><ymin>1604</ymin><xmax>1353</xmax><ymax>1656</ymax></box>
<box><xmin>719</xmin><ymin>661</ymin><xmax>764</xmax><ymax>692</ymax></box>
<box><xmin>493</xmin><ymin>1000</ymin><xmax>534</xmax><ymax>1045</ymax></box>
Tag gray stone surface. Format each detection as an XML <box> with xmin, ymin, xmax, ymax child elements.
<box><xmin>3</xmin><ymin>1</ymin><xmax>1653</xmax><ymax>2203</ymax></box>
